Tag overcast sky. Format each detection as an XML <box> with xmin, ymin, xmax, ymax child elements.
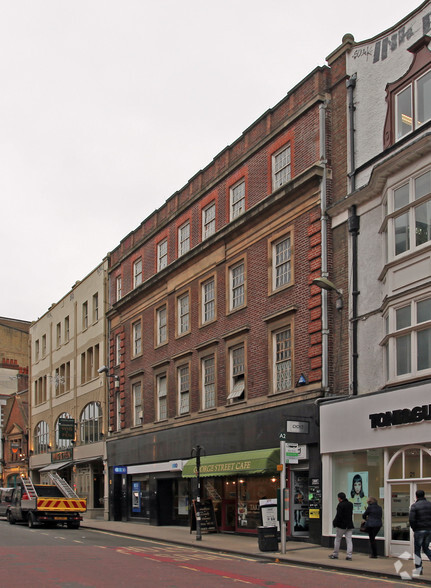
<box><xmin>0</xmin><ymin>0</ymin><xmax>423</xmax><ymax>322</ymax></box>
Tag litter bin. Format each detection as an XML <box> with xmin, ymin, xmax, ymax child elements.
<box><xmin>257</xmin><ymin>526</ymin><xmax>278</xmax><ymax>552</ymax></box>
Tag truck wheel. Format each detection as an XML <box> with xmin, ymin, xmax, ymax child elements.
<box><xmin>7</xmin><ymin>510</ymin><xmax>15</xmax><ymax>525</ymax></box>
<box><xmin>28</xmin><ymin>513</ymin><xmax>36</xmax><ymax>528</ymax></box>
<box><xmin>67</xmin><ymin>522</ymin><xmax>80</xmax><ymax>529</ymax></box>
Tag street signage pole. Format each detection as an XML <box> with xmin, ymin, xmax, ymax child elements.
<box><xmin>279</xmin><ymin>432</ymin><xmax>286</xmax><ymax>554</ymax></box>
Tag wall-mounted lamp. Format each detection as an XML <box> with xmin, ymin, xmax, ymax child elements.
<box><xmin>312</xmin><ymin>277</ymin><xmax>343</xmax><ymax>310</ymax></box>
<box><xmin>98</xmin><ymin>365</ymin><xmax>120</xmax><ymax>388</ymax></box>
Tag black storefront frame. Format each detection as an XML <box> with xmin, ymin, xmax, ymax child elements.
<box><xmin>107</xmin><ymin>400</ymin><xmax>322</xmax><ymax>542</ymax></box>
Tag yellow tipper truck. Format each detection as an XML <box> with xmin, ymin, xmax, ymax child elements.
<box><xmin>6</xmin><ymin>473</ymin><xmax>87</xmax><ymax>529</ymax></box>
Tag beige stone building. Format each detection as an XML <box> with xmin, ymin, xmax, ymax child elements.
<box><xmin>29</xmin><ymin>261</ymin><xmax>108</xmax><ymax>519</ymax></box>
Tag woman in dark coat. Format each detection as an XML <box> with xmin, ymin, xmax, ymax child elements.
<box><xmin>362</xmin><ymin>497</ymin><xmax>383</xmax><ymax>558</ymax></box>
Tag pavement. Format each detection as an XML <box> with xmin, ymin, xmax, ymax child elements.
<box><xmin>81</xmin><ymin>517</ymin><xmax>431</xmax><ymax>584</ymax></box>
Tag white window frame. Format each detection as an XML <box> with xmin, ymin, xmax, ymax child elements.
<box><xmin>272</xmin><ymin>234</ymin><xmax>292</xmax><ymax>290</ymax></box>
<box><xmin>384</xmin><ymin>168</ymin><xmax>431</xmax><ymax>261</ymax></box>
<box><xmin>116</xmin><ymin>392</ymin><xmax>121</xmax><ymax>431</ymax></box>
<box><xmin>230</xmin><ymin>180</ymin><xmax>245</xmax><ymax>220</ymax></box>
<box><xmin>64</xmin><ymin>316</ymin><xmax>70</xmax><ymax>342</ymax></box>
<box><xmin>395</xmin><ymin>68</ymin><xmax>431</xmax><ymax>141</ymax></box>
<box><xmin>157</xmin><ymin>374</ymin><xmax>167</xmax><ymax>421</ymax></box>
<box><xmin>132</xmin><ymin>382</ymin><xmax>142</xmax><ymax>426</ymax></box>
<box><xmin>177</xmin><ymin>292</ymin><xmax>190</xmax><ymax>335</ymax></box>
<box><xmin>178</xmin><ymin>221</ymin><xmax>190</xmax><ymax>256</ymax></box>
<box><xmin>82</xmin><ymin>302</ymin><xmax>88</xmax><ymax>330</ymax></box>
<box><xmin>133</xmin><ymin>258</ymin><xmax>143</xmax><ymax>288</ymax></box>
<box><xmin>227</xmin><ymin>344</ymin><xmax>245</xmax><ymax>402</ymax></box>
<box><xmin>157</xmin><ymin>305</ymin><xmax>167</xmax><ymax>345</ymax></box>
<box><xmin>116</xmin><ymin>276</ymin><xmax>122</xmax><ymax>301</ymax></box>
<box><xmin>202</xmin><ymin>355</ymin><xmax>216</xmax><ymax>410</ymax></box>
<box><xmin>93</xmin><ymin>292</ymin><xmax>99</xmax><ymax>322</ymax></box>
<box><xmin>132</xmin><ymin>321</ymin><xmax>142</xmax><ymax>357</ymax></box>
<box><xmin>229</xmin><ymin>261</ymin><xmax>245</xmax><ymax>311</ymax></box>
<box><xmin>115</xmin><ymin>333</ymin><xmax>121</xmax><ymax>366</ymax></box>
<box><xmin>273</xmin><ymin>326</ymin><xmax>292</xmax><ymax>393</ymax></box>
<box><xmin>178</xmin><ymin>365</ymin><xmax>190</xmax><ymax>415</ymax></box>
<box><xmin>202</xmin><ymin>202</ymin><xmax>216</xmax><ymax>239</ymax></box>
<box><xmin>157</xmin><ymin>239</ymin><xmax>168</xmax><ymax>271</ymax></box>
<box><xmin>56</xmin><ymin>322</ymin><xmax>61</xmax><ymax>348</ymax></box>
<box><xmin>202</xmin><ymin>277</ymin><xmax>215</xmax><ymax>324</ymax></box>
<box><xmin>272</xmin><ymin>144</ymin><xmax>291</xmax><ymax>190</ymax></box>
<box><xmin>383</xmin><ymin>295</ymin><xmax>431</xmax><ymax>382</ymax></box>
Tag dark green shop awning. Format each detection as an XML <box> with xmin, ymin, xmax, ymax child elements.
<box><xmin>182</xmin><ymin>448</ymin><xmax>279</xmax><ymax>478</ymax></box>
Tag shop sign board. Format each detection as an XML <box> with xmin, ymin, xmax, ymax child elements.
<box><xmin>286</xmin><ymin>420</ymin><xmax>309</xmax><ymax>434</ymax></box>
<box><xmin>286</xmin><ymin>443</ymin><xmax>299</xmax><ymax>464</ymax></box>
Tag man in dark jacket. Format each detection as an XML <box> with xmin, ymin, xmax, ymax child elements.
<box><xmin>330</xmin><ymin>492</ymin><xmax>354</xmax><ymax>560</ymax></box>
<box><xmin>409</xmin><ymin>490</ymin><xmax>431</xmax><ymax>575</ymax></box>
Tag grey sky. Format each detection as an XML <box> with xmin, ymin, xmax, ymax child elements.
<box><xmin>0</xmin><ymin>1</ymin><xmax>422</xmax><ymax>321</ymax></box>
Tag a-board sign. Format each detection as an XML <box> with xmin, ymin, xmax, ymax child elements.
<box><xmin>190</xmin><ymin>498</ymin><xmax>218</xmax><ymax>534</ymax></box>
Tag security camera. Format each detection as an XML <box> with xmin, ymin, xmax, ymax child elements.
<box><xmin>98</xmin><ymin>366</ymin><xmax>109</xmax><ymax>375</ymax></box>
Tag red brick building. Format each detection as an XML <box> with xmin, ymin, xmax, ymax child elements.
<box><xmin>105</xmin><ymin>44</ymin><xmax>351</xmax><ymax>542</ymax></box>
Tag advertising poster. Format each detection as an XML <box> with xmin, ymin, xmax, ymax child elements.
<box><xmin>347</xmin><ymin>471</ymin><xmax>368</xmax><ymax>513</ymax></box>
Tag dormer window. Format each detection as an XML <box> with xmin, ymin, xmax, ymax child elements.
<box><xmin>384</xmin><ymin>36</ymin><xmax>431</xmax><ymax>148</ymax></box>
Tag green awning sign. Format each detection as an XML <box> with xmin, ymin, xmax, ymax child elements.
<box><xmin>182</xmin><ymin>448</ymin><xmax>279</xmax><ymax>478</ymax></box>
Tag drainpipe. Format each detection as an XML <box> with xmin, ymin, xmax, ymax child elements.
<box><xmin>347</xmin><ymin>74</ymin><xmax>357</xmax><ymax>193</ymax></box>
<box><xmin>348</xmin><ymin>206</ymin><xmax>360</xmax><ymax>395</ymax></box>
<box><xmin>347</xmin><ymin>73</ymin><xmax>359</xmax><ymax>396</ymax></box>
<box><xmin>319</xmin><ymin>101</ymin><xmax>329</xmax><ymax>391</ymax></box>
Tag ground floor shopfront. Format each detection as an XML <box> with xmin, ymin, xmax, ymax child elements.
<box><xmin>30</xmin><ymin>444</ymin><xmax>107</xmax><ymax>519</ymax></box>
<box><xmin>320</xmin><ymin>382</ymin><xmax>431</xmax><ymax>557</ymax></box>
<box><xmin>107</xmin><ymin>400</ymin><xmax>322</xmax><ymax>541</ymax></box>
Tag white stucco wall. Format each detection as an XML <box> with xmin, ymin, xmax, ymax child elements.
<box><xmin>347</xmin><ymin>1</ymin><xmax>431</xmax><ymax>187</ymax></box>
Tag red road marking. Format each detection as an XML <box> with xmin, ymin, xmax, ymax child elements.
<box><xmin>117</xmin><ymin>548</ymin><xmax>295</xmax><ymax>587</ymax></box>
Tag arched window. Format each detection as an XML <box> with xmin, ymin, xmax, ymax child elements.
<box><xmin>55</xmin><ymin>412</ymin><xmax>73</xmax><ymax>449</ymax></box>
<box><xmin>34</xmin><ymin>421</ymin><xmax>49</xmax><ymax>454</ymax></box>
<box><xmin>80</xmin><ymin>402</ymin><xmax>102</xmax><ymax>444</ymax></box>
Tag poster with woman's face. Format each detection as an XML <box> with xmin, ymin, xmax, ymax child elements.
<box><xmin>347</xmin><ymin>471</ymin><xmax>368</xmax><ymax>513</ymax></box>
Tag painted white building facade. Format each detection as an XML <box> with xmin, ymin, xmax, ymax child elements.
<box><xmin>322</xmin><ymin>0</ymin><xmax>431</xmax><ymax>558</ymax></box>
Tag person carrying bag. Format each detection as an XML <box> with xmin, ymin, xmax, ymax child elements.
<box><xmin>362</xmin><ymin>497</ymin><xmax>382</xmax><ymax>558</ymax></box>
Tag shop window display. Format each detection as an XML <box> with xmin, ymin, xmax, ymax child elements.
<box><xmin>332</xmin><ymin>449</ymin><xmax>384</xmax><ymax>536</ymax></box>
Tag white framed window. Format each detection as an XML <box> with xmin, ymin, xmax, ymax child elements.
<box><xmin>133</xmin><ymin>258</ymin><xmax>142</xmax><ymax>288</ymax></box>
<box><xmin>82</xmin><ymin>302</ymin><xmax>88</xmax><ymax>330</ymax></box>
<box><xmin>56</xmin><ymin>322</ymin><xmax>61</xmax><ymax>348</ymax></box>
<box><xmin>178</xmin><ymin>221</ymin><xmax>190</xmax><ymax>256</ymax></box>
<box><xmin>116</xmin><ymin>276</ymin><xmax>122</xmax><ymax>301</ymax></box>
<box><xmin>202</xmin><ymin>277</ymin><xmax>215</xmax><ymax>324</ymax></box>
<box><xmin>272</xmin><ymin>144</ymin><xmax>291</xmax><ymax>190</ymax></box>
<box><xmin>272</xmin><ymin>234</ymin><xmax>292</xmax><ymax>290</ymax></box>
<box><xmin>157</xmin><ymin>374</ymin><xmax>167</xmax><ymax>420</ymax></box>
<box><xmin>132</xmin><ymin>382</ymin><xmax>142</xmax><ymax>426</ymax></box>
<box><xmin>385</xmin><ymin>169</ymin><xmax>431</xmax><ymax>260</ymax></box>
<box><xmin>93</xmin><ymin>292</ymin><xmax>99</xmax><ymax>322</ymax></box>
<box><xmin>34</xmin><ymin>421</ymin><xmax>49</xmax><ymax>454</ymax></box>
<box><xmin>177</xmin><ymin>292</ymin><xmax>190</xmax><ymax>335</ymax></box>
<box><xmin>395</xmin><ymin>69</ymin><xmax>431</xmax><ymax>140</ymax></box>
<box><xmin>132</xmin><ymin>320</ymin><xmax>142</xmax><ymax>356</ymax></box>
<box><xmin>64</xmin><ymin>316</ymin><xmax>70</xmax><ymax>342</ymax></box>
<box><xmin>230</xmin><ymin>180</ymin><xmax>245</xmax><ymax>220</ymax></box>
<box><xmin>227</xmin><ymin>344</ymin><xmax>245</xmax><ymax>402</ymax></box>
<box><xmin>229</xmin><ymin>261</ymin><xmax>245</xmax><ymax>311</ymax></box>
<box><xmin>81</xmin><ymin>401</ymin><xmax>103</xmax><ymax>443</ymax></box>
<box><xmin>178</xmin><ymin>365</ymin><xmax>190</xmax><ymax>415</ymax></box>
<box><xmin>157</xmin><ymin>305</ymin><xmax>167</xmax><ymax>345</ymax></box>
<box><xmin>202</xmin><ymin>202</ymin><xmax>216</xmax><ymax>239</ymax></box>
<box><xmin>116</xmin><ymin>392</ymin><xmax>121</xmax><ymax>431</ymax></box>
<box><xmin>42</xmin><ymin>334</ymin><xmax>47</xmax><ymax>357</ymax></box>
<box><xmin>157</xmin><ymin>239</ymin><xmax>168</xmax><ymax>271</ymax></box>
<box><xmin>383</xmin><ymin>295</ymin><xmax>431</xmax><ymax>381</ymax></box>
<box><xmin>35</xmin><ymin>339</ymin><xmax>40</xmax><ymax>361</ymax></box>
<box><xmin>202</xmin><ymin>355</ymin><xmax>216</xmax><ymax>410</ymax></box>
<box><xmin>273</xmin><ymin>326</ymin><xmax>292</xmax><ymax>393</ymax></box>
<box><xmin>115</xmin><ymin>333</ymin><xmax>121</xmax><ymax>366</ymax></box>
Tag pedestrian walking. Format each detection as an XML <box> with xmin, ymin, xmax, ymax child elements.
<box><xmin>329</xmin><ymin>491</ymin><xmax>354</xmax><ymax>560</ymax></box>
<box><xmin>409</xmin><ymin>489</ymin><xmax>431</xmax><ymax>576</ymax></box>
<box><xmin>362</xmin><ymin>497</ymin><xmax>382</xmax><ymax>558</ymax></box>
